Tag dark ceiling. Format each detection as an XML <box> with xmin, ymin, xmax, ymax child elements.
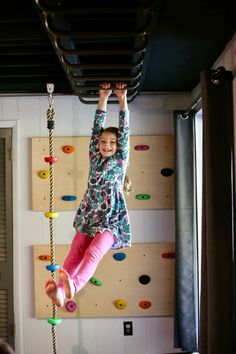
<box><xmin>0</xmin><ymin>0</ymin><xmax>235</xmax><ymax>103</ymax></box>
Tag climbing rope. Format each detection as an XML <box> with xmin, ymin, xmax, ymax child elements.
<box><xmin>44</xmin><ymin>83</ymin><xmax>61</xmax><ymax>354</ymax></box>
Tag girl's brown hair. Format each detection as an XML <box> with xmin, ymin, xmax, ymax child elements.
<box><xmin>123</xmin><ymin>174</ymin><xmax>133</xmax><ymax>194</ymax></box>
<box><xmin>100</xmin><ymin>127</ymin><xmax>118</xmax><ymax>136</ymax></box>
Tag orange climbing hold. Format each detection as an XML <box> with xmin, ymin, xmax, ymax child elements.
<box><xmin>63</xmin><ymin>145</ymin><xmax>75</xmax><ymax>154</ymax></box>
<box><xmin>39</xmin><ymin>255</ymin><xmax>51</xmax><ymax>261</ymax></box>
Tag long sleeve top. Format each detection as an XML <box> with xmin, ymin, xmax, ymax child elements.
<box><xmin>73</xmin><ymin>109</ymin><xmax>131</xmax><ymax>249</ymax></box>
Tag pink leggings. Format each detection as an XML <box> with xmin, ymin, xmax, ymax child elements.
<box><xmin>58</xmin><ymin>230</ymin><xmax>114</xmax><ymax>296</ymax></box>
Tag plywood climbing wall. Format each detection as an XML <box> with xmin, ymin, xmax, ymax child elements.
<box><xmin>31</xmin><ymin>135</ymin><xmax>174</xmax><ymax>210</ymax></box>
<box><xmin>33</xmin><ymin>243</ymin><xmax>175</xmax><ymax>318</ymax></box>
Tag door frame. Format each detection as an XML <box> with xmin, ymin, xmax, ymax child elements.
<box><xmin>0</xmin><ymin>120</ymin><xmax>22</xmax><ymax>354</ymax></box>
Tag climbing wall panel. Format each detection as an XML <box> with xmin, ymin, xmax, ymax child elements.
<box><xmin>33</xmin><ymin>243</ymin><xmax>175</xmax><ymax>318</ymax></box>
<box><xmin>127</xmin><ymin>135</ymin><xmax>174</xmax><ymax>209</ymax></box>
<box><xmin>31</xmin><ymin>135</ymin><xmax>174</xmax><ymax>210</ymax></box>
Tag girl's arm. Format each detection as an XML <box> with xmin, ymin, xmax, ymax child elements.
<box><xmin>97</xmin><ymin>83</ymin><xmax>112</xmax><ymax>111</ymax></box>
<box><xmin>89</xmin><ymin>110</ymin><xmax>105</xmax><ymax>159</ymax></box>
<box><xmin>114</xmin><ymin>83</ymin><xmax>128</xmax><ymax>111</ymax></box>
<box><xmin>117</xmin><ymin>110</ymin><xmax>129</xmax><ymax>163</ymax></box>
<box><xmin>114</xmin><ymin>83</ymin><xmax>129</xmax><ymax>163</ymax></box>
<box><xmin>89</xmin><ymin>83</ymin><xmax>112</xmax><ymax>159</ymax></box>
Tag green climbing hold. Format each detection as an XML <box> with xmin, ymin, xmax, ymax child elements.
<box><xmin>135</xmin><ymin>194</ymin><xmax>151</xmax><ymax>200</ymax></box>
<box><xmin>90</xmin><ymin>277</ymin><xmax>102</xmax><ymax>286</ymax></box>
<box><xmin>47</xmin><ymin>317</ymin><xmax>62</xmax><ymax>325</ymax></box>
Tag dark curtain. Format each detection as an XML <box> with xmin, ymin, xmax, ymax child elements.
<box><xmin>200</xmin><ymin>67</ymin><xmax>235</xmax><ymax>354</ymax></box>
<box><xmin>174</xmin><ymin>110</ymin><xmax>199</xmax><ymax>352</ymax></box>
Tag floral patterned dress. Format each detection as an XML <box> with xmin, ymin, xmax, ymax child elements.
<box><xmin>73</xmin><ymin>109</ymin><xmax>131</xmax><ymax>249</ymax></box>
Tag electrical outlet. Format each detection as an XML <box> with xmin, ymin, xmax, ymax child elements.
<box><xmin>123</xmin><ymin>321</ymin><xmax>133</xmax><ymax>336</ymax></box>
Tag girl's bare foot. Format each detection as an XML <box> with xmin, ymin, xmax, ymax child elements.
<box><xmin>45</xmin><ymin>279</ymin><xmax>65</xmax><ymax>308</ymax></box>
<box><xmin>58</xmin><ymin>267</ymin><xmax>75</xmax><ymax>299</ymax></box>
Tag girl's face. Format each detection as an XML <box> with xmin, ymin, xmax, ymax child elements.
<box><xmin>99</xmin><ymin>131</ymin><xmax>117</xmax><ymax>158</ymax></box>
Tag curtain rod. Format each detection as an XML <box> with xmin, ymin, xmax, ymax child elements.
<box><xmin>181</xmin><ymin>95</ymin><xmax>202</xmax><ymax>119</ymax></box>
<box><xmin>181</xmin><ymin>67</ymin><xmax>228</xmax><ymax>119</ymax></box>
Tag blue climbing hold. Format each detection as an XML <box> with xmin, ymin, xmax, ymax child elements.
<box><xmin>62</xmin><ymin>195</ymin><xmax>77</xmax><ymax>201</ymax></box>
<box><xmin>46</xmin><ymin>264</ymin><xmax>60</xmax><ymax>271</ymax></box>
<box><xmin>113</xmin><ymin>252</ymin><xmax>126</xmax><ymax>261</ymax></box>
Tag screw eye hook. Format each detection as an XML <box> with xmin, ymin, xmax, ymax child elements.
<box><xmin>47</xmin><ymin>83</ymin><xmax>54</xmax><ymax>108</ymax></box>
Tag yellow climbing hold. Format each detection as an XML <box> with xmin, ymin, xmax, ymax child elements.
<box><xmin>114</xmin><ymin>299</ymin><xmax>127</xmax><ymax>309</ymax></box>
<box><xmin>44</xmin><ymin>212</ymin><xmax>59</xmax><ymax>219</ymax></box>
<box><xmin>38</xmin><ymin>170</ymin><xmax>49</xmax><ymax>179</ymax></box>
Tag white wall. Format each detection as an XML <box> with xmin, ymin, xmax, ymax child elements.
<box><xmin>1</xmin><ymin>92</ymin><xmax>193</xmax><ymax>354</ymax></box>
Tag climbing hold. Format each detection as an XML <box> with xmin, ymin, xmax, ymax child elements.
<box><xmin>44</xmin><ymin>156</ymin><xmax>58</xmax><ymax>163</ymax></box>
<box><xmin>46</xmin><ymin>264</ymin><xmax>60</xmax><ymax>271</ymax></box>
<box><xmin>90</xmin><ymin>277</ymin><xmax>102</xmax><ymax>286</ymax></box>
<box><xmin>47</xmin><ymin>317</ymin><xmax>62</xmax><ymax>325</ymax></box>
<box><xmin>115</xmin><ymin>299</ymin><xmax>127</xmax><ymax>309</ymax></box>
<box><xmin>38</xmin><ymin>170</ymin><xmax>49</xmax><ymax>179</ymax></box>
<box><xmin>63</xmin><ymin>145</ymin><xmax>75</xmax><ymax>154</ymax></box>
<box><xmin>135</xmin><ymin>194</ymin><xmax>151</xmax><ymax>200</ymax></box>
<box><xmin>139</xmin><ymin>275</ymin><xmax>151</xmax><ymax>285</ymax></box>
<box><xmin>139</xmin><ymin>300</ymin><xmax>152</xmax><ymax>309</ymax></box>
<box><xmin>113</xmin><ymin>252</ymin><xmax>126</xmax><ymax>261</ymax></box>
<box><xmin>44</xmin><ymin>212</ymin><xmax>59</xmax><ymax>219</ymax></box>
<box><xmin>161</xmin><ymin>252</ymin><xmax>175</xmax><ymax>259</ymax></box>
<box><xmin>161</xmin><ymin>168</ymin><xmax>174</xmax><ymax>177</ymax></box>
<box><xmin>39</xmin><ymin>255</ymin><xmax>51</xmax><ymax>261</ymax></box>
<box><xmin>62</xmin><ymin>195</ymin><xmax>77</xmax><ymax>201</ymax></box>
<box><xmin>65</xmin><ymin>300</ymin><xmax>77</xmax><ymax>312</ymax></box>
<box><xmin>134</xmin><ymin>145</ymin><xmax>150</xmax><ymax>151</ymax></box>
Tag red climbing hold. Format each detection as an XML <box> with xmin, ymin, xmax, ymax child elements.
<box><xmin>139</xmin><ymin>300</ymin><xmax>152</xmax><ymax>309</ymax></box>
<box><xmin>134</xmin><ymin>145</ymin><xmax>150</xmax><ymax>151</ymax></box>
<box><xmin>161</xmin><ymin>252</ymin><xmax>175</xmax><ymax>259</ymax></box>
<box><xmin>44</xmin><ymin>157</ymin><xmax>58</xmax><ymax>163</ymax></box>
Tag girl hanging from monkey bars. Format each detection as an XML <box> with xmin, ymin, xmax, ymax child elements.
<box><xmin>45</xmin><ymin>82</ymin><xmax>132</xmax><ymax>307</ymax></box>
